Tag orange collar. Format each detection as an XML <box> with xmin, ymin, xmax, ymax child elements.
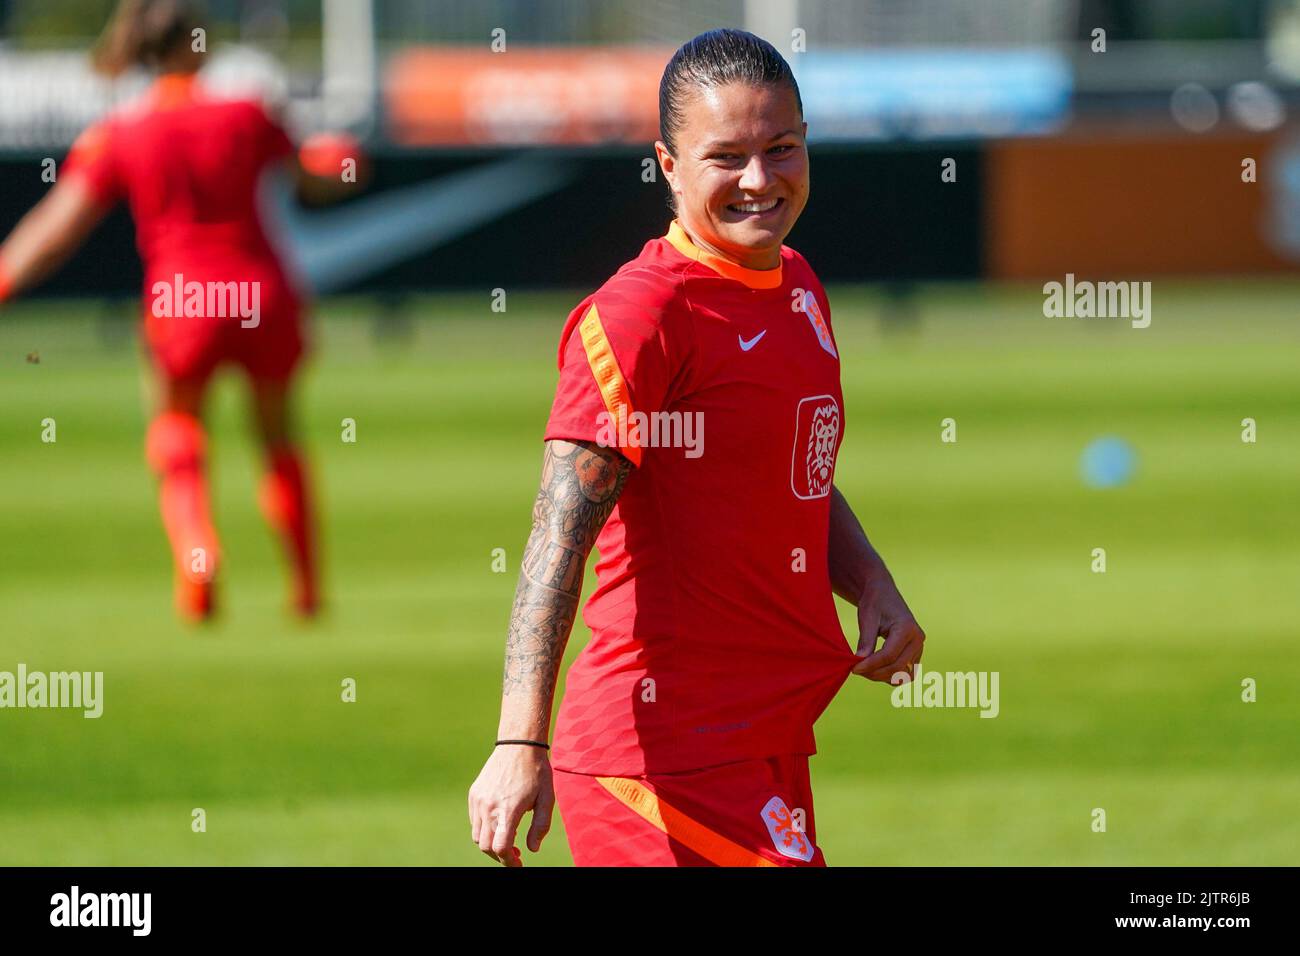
<box><xmin>151</xmin><ymin>72</ymin><xmax>199</xmax><ymax>108</ymax></box>
<box><xmin>664</xmin><ymin>220</ymin><xmax>783</xmax><ymax>290</ymax></box>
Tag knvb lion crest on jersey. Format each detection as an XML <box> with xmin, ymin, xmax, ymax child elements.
<box><xmin>791</xmin><ymin>395</ymin><xmax>840</xmax><ymax>500</ymax></box>
<box><xmin>761</xmin><ymin>795</ymin><xmax>814</xmax><ymax>861</ymax></box>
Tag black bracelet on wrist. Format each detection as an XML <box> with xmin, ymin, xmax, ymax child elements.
<box><xmin>495</xmin><ymin>738</ymin><xmax>550</xmax><ymax>750</ymax></box>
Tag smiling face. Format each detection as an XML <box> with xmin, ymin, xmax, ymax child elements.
<box><xmin>655</xmin><ymin>82</ymin><xmax>809</xmax><ymax>271</ymax></box>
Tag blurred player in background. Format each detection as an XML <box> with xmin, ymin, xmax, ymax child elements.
<box><xmin>469</xmin><ymin>29</ymin><xmax>926</xmax><ymax>866</ymax></box>
<box><xmin>0</xmin><ymin>0</ymin><xmax>359</xmax><ymax>621</ymax></box>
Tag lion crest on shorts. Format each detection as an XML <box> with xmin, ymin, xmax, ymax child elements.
<box><xmin>761</xmin><ymin>796</ymin><xmax>814</xmax><ymax>862</ymax></box>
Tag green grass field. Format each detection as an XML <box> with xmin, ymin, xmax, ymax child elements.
<box><xmin>1</xmin><ymin>281</ymin><xmax>1297</xmax><ymax>866</ymax></box>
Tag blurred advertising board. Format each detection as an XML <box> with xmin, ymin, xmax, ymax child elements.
<box><xmin>384</xmin><ymin>45</ymin><xmax>1072</xmax><ymax>146</ymax></box>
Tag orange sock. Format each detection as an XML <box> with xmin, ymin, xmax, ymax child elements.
<box><xmin>145</xmin><ymin>412</ymin><xmax>219</xmax><ymax>621</ymax></box>
<box><xmin>258</xmin><ymin>447</ymin><xmax>319</xmax><ymax>616</ymax></box>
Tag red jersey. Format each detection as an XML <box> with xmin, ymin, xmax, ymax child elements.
<box><xmin>545</xmin><ymin>220</ymin><xmax>858</xmax><ymax>775</ymax></box>
<box><xmin>62</xmin><ymin>72</ymin><xmax>301</xmax><ymax>324</ymax></box>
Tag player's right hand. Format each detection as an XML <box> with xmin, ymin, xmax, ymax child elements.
<box><xmin>468</xmin><ymin>744</ymin><xmax>554</xmax><ymax>867</ymax></box>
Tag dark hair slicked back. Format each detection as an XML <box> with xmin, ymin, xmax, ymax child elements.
<box><xmin>658</xmin><ymin>28</ymin><xmax>803</xmax><ymax>156</ymax></box>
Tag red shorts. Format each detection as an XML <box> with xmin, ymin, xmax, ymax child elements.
<box><xmin>143</xmin><ymin>278</ymin><xmax>306</xmax><ymax>384</ymax></box>
<box><xmin>553</xmin><ymin>754</ymin><xmax>827</xmax><ymax>867</ymax></box>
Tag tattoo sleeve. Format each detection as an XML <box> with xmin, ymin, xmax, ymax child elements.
<box><xmin>499</xmin><ymin>439</ymin><xmax>631</xmax><ymax>735</ymax></box>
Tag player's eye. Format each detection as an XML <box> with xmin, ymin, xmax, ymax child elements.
<box><xmin>768</xmin><ymin>144</ymin><xmax>796</xmax><ymax>155</ymax></box>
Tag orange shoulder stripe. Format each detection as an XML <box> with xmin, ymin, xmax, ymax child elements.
<box><xmin>596</xmin><ymin>775</ymin><xmax>779</xmax><ymax>867</ymax></box>
<box><xmin>577</xmin><ymin>303</ymin><xmax>642</xmax><ymax>467</ymax></box>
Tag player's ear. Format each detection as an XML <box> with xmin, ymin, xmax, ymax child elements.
<box><xmin>654</xmin><ymin>140</ymin><xmax>676</xmax><ymax>185</ymax></box>
<box><xmin>654</xmin><ymin>140</ymin><xmax>683</xmax><ymax>209</ymax></box>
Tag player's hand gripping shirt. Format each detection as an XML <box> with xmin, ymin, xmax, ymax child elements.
<box><xmin>545</xmin><ymin>220</ymin><xmax>859</xmax><ymax>775</ymax></box>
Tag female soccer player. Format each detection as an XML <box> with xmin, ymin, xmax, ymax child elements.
<box><xmin>0</xmin><ymin>0</ymin><xmax>342</xmax><ymax>621</ymax></box>
<box><xmin>468</xmin><ymin>29</ymin><xmax>927</xmax><ymax>866</ymax></box>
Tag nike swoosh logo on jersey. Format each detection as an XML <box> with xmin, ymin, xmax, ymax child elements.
<box><xmin>738</xmin><ymin>330</ymin><xmax>767</xmax><ymax>351</ymax></box>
